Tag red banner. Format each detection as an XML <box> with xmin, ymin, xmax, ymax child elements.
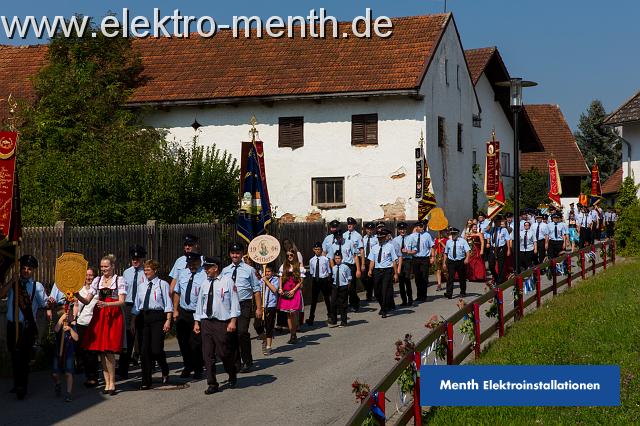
<box><xmin>547</xmin><ymin>159</ymin><xmax>562</xmax><ymax>208</ymax></box>
<box><xmin>0</xmin><ymin>132</ymin><xmax>17</xmax><ymax>240</ymax></box>
<box><xmin>485</xmin><ymin>139</ymin><xmax>504</xmax><ymax>219</ymax></box>
<box><xmin>590</xmin><ymin>162</ymin><xmax>602</xmax><ymax>206</ymax></box>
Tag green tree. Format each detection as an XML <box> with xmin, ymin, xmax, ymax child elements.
<box><xmin>574</xmin><ymin>100</ymin><xmax>620</xmax><ymax>181</ymax></box>
<box><xmin>614</xmin><ymin>176</ymin><xmax>640</xmax><ymax>256</ymax></box>
<box><xmin>519</xmin><ymin>168</ymin><xmax>549</xmax><ymax>209</ymax></box>
<box><xmin>15</xmin><ymin>19</ymin><xmax>238</xmax><ymax>225</ymax></box>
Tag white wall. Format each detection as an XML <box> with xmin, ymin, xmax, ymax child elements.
<box><xmin>471</xmin><ymin>73</ymin><xmax>515</xmax><ymax>211</ymax></box>
<box><xmin>140</xmin><ymin>20</ymin><xmax>477</xmax><ymax>229</ymax></box>
<box><xmin>619</xmin><ymin>122</ymin><xmax>640</xmax><ymax>197</ymax></box>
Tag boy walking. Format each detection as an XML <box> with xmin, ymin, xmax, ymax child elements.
<box><xmin>330</xmin><ymin>252</ymin><xmax>351</xmax><ymax>328</ymax></box>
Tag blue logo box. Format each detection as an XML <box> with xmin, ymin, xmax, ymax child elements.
<box><xmin>420</xmin><ymin>365</ymin><xmax>620</xmax><ymax>406</ymax></box>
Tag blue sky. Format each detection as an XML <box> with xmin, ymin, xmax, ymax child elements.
<box><xmin>2</xmin><ymin>0</ymin><xmax>638</xmax><ymax>130</ymax></box>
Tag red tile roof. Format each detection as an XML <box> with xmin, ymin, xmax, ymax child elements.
<box><xmin>464</xmin><ymin>47</ymin><xmax>497</xmax><ymax>85</ymax></box>
<box><xmin>0</xmin><ymin>45</ymin><xmax>48</xmax><ymax>122</ymax></box>
<box><xmin>0</xmin><ymin>14</ymin><xmax>453</xmax><ymax>119</ymax></box>
<box><xmin>129</xmin><ymin>14</ymin><xmax>451</xmax><ymax>104</ymax></box>
<box><xmin>604</xmin><ymin>90</ymin><xmax>640</xmax><ymax>125</ymax></box>
<box><xmin>521</xmin><ymin>104</ymin><xmax>589</xmax><ymax>176</ymax></box>
<box><xmin>602</xmin><ymin>167</ymin><xmax>622</xmax><ymax>194</ymax></box>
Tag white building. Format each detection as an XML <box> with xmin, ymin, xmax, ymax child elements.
<box><xmin>604</xmin><ymin>90</ymin><xmax>640</xmax><ymax>198</ymax></box>
<box><xmin>127</xmin><ymin>13</ymin><xmax>480</xmax><ymax>228</ymax></box>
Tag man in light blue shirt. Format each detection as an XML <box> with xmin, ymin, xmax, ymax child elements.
<box><xmin>368</xmin><ymin>229</ymin><xmax>399</xmax><ymax>318</ymax></box>
<box><xmin>411</xmin><ymin>220</ymin><xmax>435</xmax><ymax>302</ymax></box>
<box><xmin>221</xmin><ymin>242</ymin><xmax>262</xmax><ymax>373</ymax></box>
<box><xmin>330</xmin><ymin>251</ymin><xmax>352</xmax><ymax>327</ymax></box>
<box><xmin>194</xmin><ymin>256</ymin><xmax>239</xmax><ymax>394</ymax></box>
<box><xmin>392</xmin><ymin>222</ymin><xmax>417</xmax><ymax>306</ymax></box>
<box><xmin>519</xmin><ymin>221</ymin><xmax>537</xmax><ymax>271</ymax></box>
<box><xmin>532</xmin><ymin>213</ymin><xmax>549</xmax><ymax>265</ymax></box>
<box><xmin>169</xmin><ymin>234</ymin><xmax>202</xmax><ymax>296</ymax></box>
<box><xmin>548</xmin><ymin>213</ymin><xmax>568</xmax><ymax>260</ymax></box>
<box><xmin>443</xmin><ymin>228</ymin><xmax>471</xmax><ymax>298</ymax></box>
<box><xmin>172</xmin><ymin>252</ymin><xmax>207</xmax><ymax>379</ymax></box>
<box><xmin>0</xmin><ymin>255</ymin><xmax>48</xmax><ymax>399</ymax></box>
<box><xmin>343</xmin><ymin>217</ymin><xmax>364</xmax><ymax>311</ymax></box>
<box><xmin>307</xmin><ymin>242</ymin><xmax>332</xmax><ymax>326</ymax></box>
<box><xmin>360</xmin><ymin>222</ymin><xmax>378</xmax><ymax>302</ymax></box>
<box><xmin>328</xmin><ymin>231</ymin><xmax>361</xmax><ymax>311</ymax></box>
<box><xmin>488</xmin><ymin>215</ymin><xmax>512</xmax><ymax>284</ymax></box>
<box><xmin>322</xmin><ymin>220</ymin><xmax>341</xmax><ymax>255</ymax></box>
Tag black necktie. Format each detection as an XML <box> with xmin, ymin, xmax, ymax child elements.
<box><xmin>417</xmin><ymin>233</ymin><xmax>421</xmax><ymax>254</ymax></box>
<box><xmin>231</xmin><ymin>264</ymin><xmax>239</xmax><ymax>283</ymax></box>
<box><xmin>524</xmin><ymin>230</ymin><xmax>528</xmax><ymax>250</ymax></box>
<box><xmin>378</xmin><ymin>244</ymin><xmax>383</xmax><ymax>263</ymax></box>
<box><xmin>453</xmin><ymin>239</ymin><xmax>457</xmax><ymax>258</ymax></box>
<box><xmin>536</xmin><ymin>224</ymin><xmax>540</xmax><ymax>240</ymax></box>
<box><xmin>583</xmin><ymin>214</ymin><xmax>587</xmax><ymax>227</ymax></box>
<box><xmin>132</xmin><ymin>269</ymin><xmax>139</xmax><ymax>300</ymax></box>
<box><xmin>206</xmin><ymin>278</ymin><xmax>214</xmax><ymax>317</ymax></box>
<box><xmin>336</xmin><ymin>265</ymin><xmax>340</xmax><ymax>286</ymax></box>
<box><xmin>348</xmin><ymin>231</ymin><xmax>352</xmax><ymax>240</ymax></box>
<box><xmin>555</xmin><ymin>223</ymin><xmax>558</xmax><ymax>239</ymax></box>
<box><xmin>185</xmin><ymin>272</ymin><xmax>195</xmax><ymax>305</ymax></box>
<box><xmin>143</xmin><ymin>281</ymin><xmax>153</xmax><ymax>311</ymax></box>
<box><xmin>366</xmin><ymin>237</ymin><xmax>371</xmax><ymax>257</ymax></box>
<box><xmin>315</xmin><ymin>258</ymin><xmax>320</xmax><ymax>278</ymax></box>
<box><xmin>401</xmin><ymin>235</ymin><xmax>405</xmax><ymax>250</ymax></box>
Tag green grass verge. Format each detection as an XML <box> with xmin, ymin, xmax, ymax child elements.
<box><xmin>427</xmin><ymin>259</ymin><xmax>640</xmax><ymax>425</ymax></box>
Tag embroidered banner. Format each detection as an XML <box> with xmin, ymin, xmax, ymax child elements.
<box><xmin>590</xmin><ymin>162</ymin><xmax>603</xmax><ymax>206</ymax></box>
<box><xmin>237</xmin><ymin>141</ymin><xmax>272</xmax><ymax>243</ymax></box>
<box><xmin>547</xmin><ymin>159</ymin><xmax>562</xmax><ymax>208</ymax></box>
<box><xmin>416</xmin><ymin>144</ymin><xmax>437</xmax><ymax>220</ymax></box>
<box><xmin>0</xmin><ymin>132</ymin><xmax>18</xmax><ymax>240</ymax></box>
<box><xmin>485</xmin><ymin>139</ymin><xmax>504</xmax><ymax>219</ymax></box>
<box><xmin>415</xmin><ymin>147</ymin><xmax>424</xmax><ymax>199</ymax></box>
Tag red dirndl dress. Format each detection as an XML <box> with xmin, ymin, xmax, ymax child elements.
<box><xmin>82</xmin><ymin>276</ymin><xmax>125</xmax><ymax>353</ymax></box>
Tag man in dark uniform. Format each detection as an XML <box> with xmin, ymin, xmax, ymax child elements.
<box><xmin>194</xmin><ymin>256</ymin><xmax>239</xmax><ymax>394</ymax></box>
<box><xmin>118</xmin><ymin>245</ymin><xmax>146</xmax><ymax>379</ymax></box>
<box><xmin>0</xmin><ymin>255</ymin><xmax>48</xmax><ymax>400</ymax></box>
<box><xmin>221</xmin><ymin>243</ymin><xmax>262</xmax><ymax>373</ymax></box>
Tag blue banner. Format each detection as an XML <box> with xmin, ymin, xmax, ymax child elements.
<box><xmin>237</xmin><ymin>141</ymin><xmax>271</xmax><ymax>243</ymax></box>
<box><xmin>421</xmin><ymin>365</ymin><xmax>620</xmax><ymax>406</ymax></box>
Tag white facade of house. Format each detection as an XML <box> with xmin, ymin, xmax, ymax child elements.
<box><xmin>471</xmin><ymin>73</ymin><xmax>515</xmax><ymax>212</ymax></box>
<box><xmin>617</xmin><ymin>122</ymin><xmax>640</xmax><ymax>197</ymax></box>
<box><xmin>142</xmin><ymin>21</ymin><xmax>478</xmax><ymax>229</ymax></box>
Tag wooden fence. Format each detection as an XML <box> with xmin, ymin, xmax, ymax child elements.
<box><xmin>347</xmin><ymin>240</ymin><xmax>616</xmax><ymax>426</ymax></box>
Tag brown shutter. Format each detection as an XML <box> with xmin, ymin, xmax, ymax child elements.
<box><xmin>352</xmin><ymin>114</ymin><xmax>378</xmax><ymax>145</ymax></box>
<box><xmin>279</xmin><ymin>117</ymin><xmax>304</xmax><ymax>149</ymax></box>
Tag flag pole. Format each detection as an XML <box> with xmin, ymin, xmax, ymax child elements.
<box><xmin>7</xmin><ymin>95</ymin><xmax>20</xmax><ymax>344</ymax></box>
<box><xmin>249</xmin><ymin>116</ymin><xmax>267</xmax><ymax>320</ymax></box>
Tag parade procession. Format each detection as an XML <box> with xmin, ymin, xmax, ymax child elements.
<box><xmin>0</xmin><ymin>3</ymin><xmax>638</xmax><ymax>425</ymax></box>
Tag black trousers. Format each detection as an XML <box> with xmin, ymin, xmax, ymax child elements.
<box><xmin>254</xmin><ymin>307</ymin><xmax>277</xmax><ymax>339</ymax></box>
<box><xmin>176</xmin><ymin>308</ymin><xmax>203</xmax><ymax>374</ymax></box>
<box><xmin>202</xmin><ymin>319</ymin><xmax>236</xmax><ymax>387</ymax></box>
<box><xmin>488</xmin><ymin>246</ymin><xmax>507</xmax><ymax>284</ymax></box>
<box><xmin>519</xmin><ymin>250</ymin><xmax>535</xmax><ymax>271</ymax></box>
<box><xmin>606</xmin><ymin>223</ymin><xmax>614</xmax><ymax>238</ymax></box>
<box><xmin>140</xmin><ymin>310</ymin><xmax>169</xmax><ymax>386</ymax></box>
<box><xmin>548</xmin><ymin>240</ymin><xmax>564</xmax><ymax>260</ymax></box>
<box><xmin>330</xmin><ymin>286</ymin><xmax>348</xmax><ymax>324</ymax></box>
<box><xmin>344</xmin><ymin>262</ymin><xmax>360</xmax><ymax>309</ymax></box>
<box><xmin>77</xmin><ymin>324</ymin><xmax>99</xmax><ymax>382</ymax></box>
<box><xmin>579</xmin><ymin>227</ymin><xmax>590</xmax><ymax>249</ymax></box>
<box><xmin>308</xmin><ymin>277</ymin><xmax>332</xmax><ymax>321</ymax></box>
<box><xmin>535</xmin><ymin>240</ymin><xmax>546</xmax><ymax>265</ymax></box>
<box><xmin>7</xmin><ymin>321</ymin><xmax>37</xmax><ymax>397</ymax></box>
<box><xmin>446</xmin><ymin>260</ymin><xmax>466</xmax><ymax>297</ymax></box>
<box><xmin>232</xmin><ymin>299</ymin><xmax>253</xmax><ymax>369</ymax></box>
<box><xmin>398</xmin><ymin>259</ymin><xmax>413</xmax><ymax>304</ymax></box>
<box><xmin>373</xmin><ymin>268</ymin><xmax>394</xmax><ymax>312</ymax></box>
<box><xmin>362</xmin><ymin>259</ymin><xmax>375</xmax><ymax>300</ymax></box>
<box><xmin>412</xmin><ymin>257</ymin><xmax>430</xmax><ymax>300</ymax></box>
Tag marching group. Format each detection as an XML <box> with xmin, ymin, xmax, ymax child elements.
<box><xmin>1</xmin><ymin>206</ymin><xmax>617</xmax><ymax>402</ymax></box>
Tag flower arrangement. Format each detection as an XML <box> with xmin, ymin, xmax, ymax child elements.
<box><xmin>457</xmin><ymin>299</ymin><xmax>475</xmax><ymax>347</ymax></box>
<box><xmin>485</xmin><ymin>298</ymin><xmax>498</xmax><ymax>318</ymax></box>
<box><xmin>352</xmin><ymin>379</ymin><xmax>371</xmax><ymax>404</ymax></box>
<box><xmin>394</xmin><ymin>334</ymin><xmax>417</xmax><ymax>394</ymax></box>
<box><xmin>425</xmin><ymin>315</ymin><xmax>448</xmax><ymax>361</ymax></box>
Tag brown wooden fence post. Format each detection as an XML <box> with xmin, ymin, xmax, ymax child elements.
<box><xmin>147</xmin><ymin>220</ymin><xmax>159</xmax><ymax>261</ymax></box>
<box><xmin>54</xmin><ymin>221</ymin><xmax>67</xmax><ymax>254</ymax></box>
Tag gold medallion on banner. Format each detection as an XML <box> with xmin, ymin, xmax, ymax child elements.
<box><xmin>248</xmin><ymin>235</ymin><xmax>281</xmax><ymax>265</ymax></box>
<box><xmin>55</xmin><ymin>252</ymin><xmax>88</xmax><ymax>300</ymax></box>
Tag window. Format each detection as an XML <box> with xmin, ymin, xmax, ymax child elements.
<box><xmin>501</xmin><ymin>152</ymin><xmax>511</xmax><ymax>176</ymax></box>
<box><xmin>456</xmin><ymin>64</ymin><xmax>460</xmax><ymax>90</ymax></box>
<box><xmin>472</xmin><ymin>114</ymin><xmax>482</xmax><ymax>128</ymax></box>
<box><xmin>457</xmin><ymin>123</ymin><xmax>463</xmax><ymax>152</ymax></box>
<box><xmin>472</xmin><ymin>150</ymin><xmax>477</xmax><ymax>166</ymax></box>
<box><xmin>278</xmin><ymin>116</ymin><xmax>304</xmax><ymax>149</ymax></box>
<box><xmin>444</xmin><ymin>58</ymin><xmax>449</xmax><ymax>86</ymax></box>
<box><xmin>437</xmin><ymin>116</ymin><xmax>446</xmax><ymax>147</ymax></box>
<box><xmin>312</xmin><ymin>177</ymin><xmax>345</xmax><ymax>208</ymax></box>
<box><xmin>351</xmin><ymin>114</ymin><xmax>378</xmax><ymax>145</ymax></box>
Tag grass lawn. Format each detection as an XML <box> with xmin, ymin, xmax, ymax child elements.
<box><xmin>427</xmin><ymin>259</ymin><xmax>640</xmax><ymax>425</ymax></box>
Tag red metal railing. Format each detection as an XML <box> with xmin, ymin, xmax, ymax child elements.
<box><xmin>347</xmin><ymin>239</ymin><xmax>616</xmax><ymax>426</ymax></box>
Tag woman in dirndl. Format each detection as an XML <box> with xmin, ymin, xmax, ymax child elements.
<box><xmin>277</xmin><ymin>250</ymin><xmax>305</xmax><ymax>344</ymax></box>
<box><xmin>75</xmin><ymin>254</ymin><xmax>126</xmax><ymax>395</ymax></box>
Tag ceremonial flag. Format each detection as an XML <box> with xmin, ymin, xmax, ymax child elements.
<box><xmin>415</xmin><ymin>144</ymin><xmax>437</xmax><ymax>221</ymax></box>
<box><xmin>237</xmin><ymin>140</ymin><xmax>272</xmax><ymax>243</ymax></box>
<box><xmin>547</xmin><ymin>159</ymin><xmax>562</xmax><ymax>209</ymax></box>
<box><xmin>0</xmin><ymin>131</ymin><xmax>21</xmax><ymax>284</ymax></box>
<box><xmin>589</xmin><ymin>162</ymin><xmax>603</xmax><ymax>206</ymax></box>
<box><xmin>484</xmin><ymin>138</ymin><xmax>505</xmax><ymax>219</ymax></box>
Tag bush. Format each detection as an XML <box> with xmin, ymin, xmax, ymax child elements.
<box><xmin>614</xmin><ymin>176</ymin><xmax>640</xmax><ymax>256</ymax></box>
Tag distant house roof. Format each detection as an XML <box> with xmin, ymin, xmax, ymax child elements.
<box><xmin>464</xmin><ymin>47</ymin><xmax>543</xmax><ymax>153</ymax></box>
<box><xmin>521</xmin><ymin>104</ymin><xmax>589</xmax><ymax>176</ymax></box>
<box><xmin>604</xmin><ymin>90</ymin><xmax>640</xmax><ymax>125</ymax></box>
<box><xmin>602</xmin><ymin>167</ymin><xmax>623</xmax><ymax>194</ymax></box>
<box><xmin>1</xmin><ymin>14</ymin><xmax>472</xmax><ymax>120</ymax></box>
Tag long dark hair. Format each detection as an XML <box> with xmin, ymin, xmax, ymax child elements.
<box><xmin>282</xmin><ymin>250</ymin><xmax>301</xmax><ymax>282</ymax></box>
